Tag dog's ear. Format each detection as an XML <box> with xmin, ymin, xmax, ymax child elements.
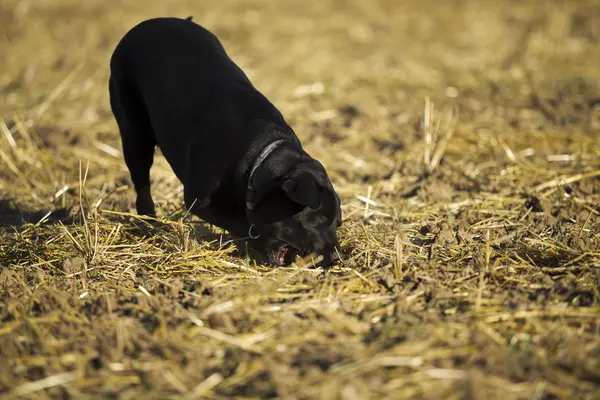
<box><xmin>289</xmin><ymin>162</ymin><xmax>342</xmax><ymax>225</ymax></box>
<box><xmin>246</xmin><ymin>171</ymin><xmax>319</xmax><ymax>225</ymax></box>
<box><xmin>247</xmin><ymin>185</ymin><xmax>304</xmax><ymax>225</ymax></box>
<box><xmin>324</xmin><ymin>186</ymin><xmax>342</xmax><ymax>225</ymax></box>
<box><xmin>282</xmin><ymin>172</ymin><xmax>321</xmax><ymax>210</ymax></box>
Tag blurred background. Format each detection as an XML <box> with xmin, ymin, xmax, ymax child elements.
<box><xmin>2</xmin><ymin>0</ymin><xmax>600</xmax><ymax>137</ymax></box>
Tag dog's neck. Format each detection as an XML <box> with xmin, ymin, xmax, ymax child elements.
<box><xmin>246</xmin><ymin>139</ymin><xmax>292</xmax><ymax>210</ymax></box>
<box><xmin>248</xmin><ymin>140</ymin><xmax>289</xmax><ymax>184</ymax></box>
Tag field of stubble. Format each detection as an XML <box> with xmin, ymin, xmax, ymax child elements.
<box><xmin>1</xmin><ymin>0</ymin><xmax>600</xmax><ymax>398</ymax></box>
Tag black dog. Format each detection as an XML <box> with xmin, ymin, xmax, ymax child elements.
<box><xmin>109</xmin><ymin>17</ymin><xmax>342</xmax><ymax>266</ymax></box>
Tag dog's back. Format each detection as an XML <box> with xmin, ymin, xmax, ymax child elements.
<box><xmin>110</xmin><ymin>18</ymin><xmax>251</xmax><ymax>130</ymax></box>
<box><xmin>112</xmin><ymin>18</ymin><xmax>249</xmax><ymax>85</ymax></box>
<box><xmin>109</xmin><ymin>17</ymin><xmax>296</xmax><ymax>213</ymax></box>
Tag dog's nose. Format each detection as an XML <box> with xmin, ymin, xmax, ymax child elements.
<box><xmin>321</xmin><ymin>246</ymin><xmax>342</xmax><ymax>266</ymax></box>
<box><xmin>328</xmin><ymin>250</ymin><xmax>340</xmax><ymax>263</ymax></box>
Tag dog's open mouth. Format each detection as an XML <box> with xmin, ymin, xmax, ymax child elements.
<box><xmin>277</xmin><ymin>247</ymin><xmax>288</xmax><ymax>265</ymax></box>
<box><xmin>270</xmin><ymin>246</ymin><xmax>299</xmax><ymax>266</ymax></box>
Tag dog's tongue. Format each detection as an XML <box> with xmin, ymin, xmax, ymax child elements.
<box><xmin>277</xmin><ymin>247</ymin><xmax>288</xmax><ymax>265</ymax></box>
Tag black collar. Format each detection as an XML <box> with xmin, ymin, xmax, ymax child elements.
<box><xmin>246</xmin><ymin>139</ymin><xmax>290</xmax><ymax>211</ymax></box>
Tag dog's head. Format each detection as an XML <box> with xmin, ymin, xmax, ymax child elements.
<box><xmin>246</xmin><ymin>157</ymin><xmax>342</xmax><ymax>266</ymax></box>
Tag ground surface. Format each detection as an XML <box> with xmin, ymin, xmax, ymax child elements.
<box><xmin>1</xmin><ymin>0</ymin><xmax>600</xmax><ymax>398</ymax></box>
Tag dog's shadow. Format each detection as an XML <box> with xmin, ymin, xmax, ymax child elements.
<box><xmin>0</xmin><ymin>198</ymin><xmax>74</xmax><ymax>229</ymax></box>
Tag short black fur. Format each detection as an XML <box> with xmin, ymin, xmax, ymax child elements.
<box><xmin>109</xmin><ymin>17</ymin><xmax>342</xmax><ymax>266</ymax></box>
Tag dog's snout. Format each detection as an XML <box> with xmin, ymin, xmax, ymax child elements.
<box><xmin>320</xmin><ymin>243</ymin><xmax>342</xmax><ymax>266</ymax></box>
<box><xmin>328</xmin><ymin>250</ymin><xmax>341</xmax><ymax>263</ymax></box>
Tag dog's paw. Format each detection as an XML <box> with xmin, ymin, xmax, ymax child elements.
<box><xmin>135</xmin><ymin>201</ymin><xmax>156</xmax><ymax>218</ymax></box>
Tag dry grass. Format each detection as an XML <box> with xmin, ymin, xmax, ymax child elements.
<box><xmin>1</xmin><ymin>0</ymin><xmax>600</xmax><ymax>398</ymax></box>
